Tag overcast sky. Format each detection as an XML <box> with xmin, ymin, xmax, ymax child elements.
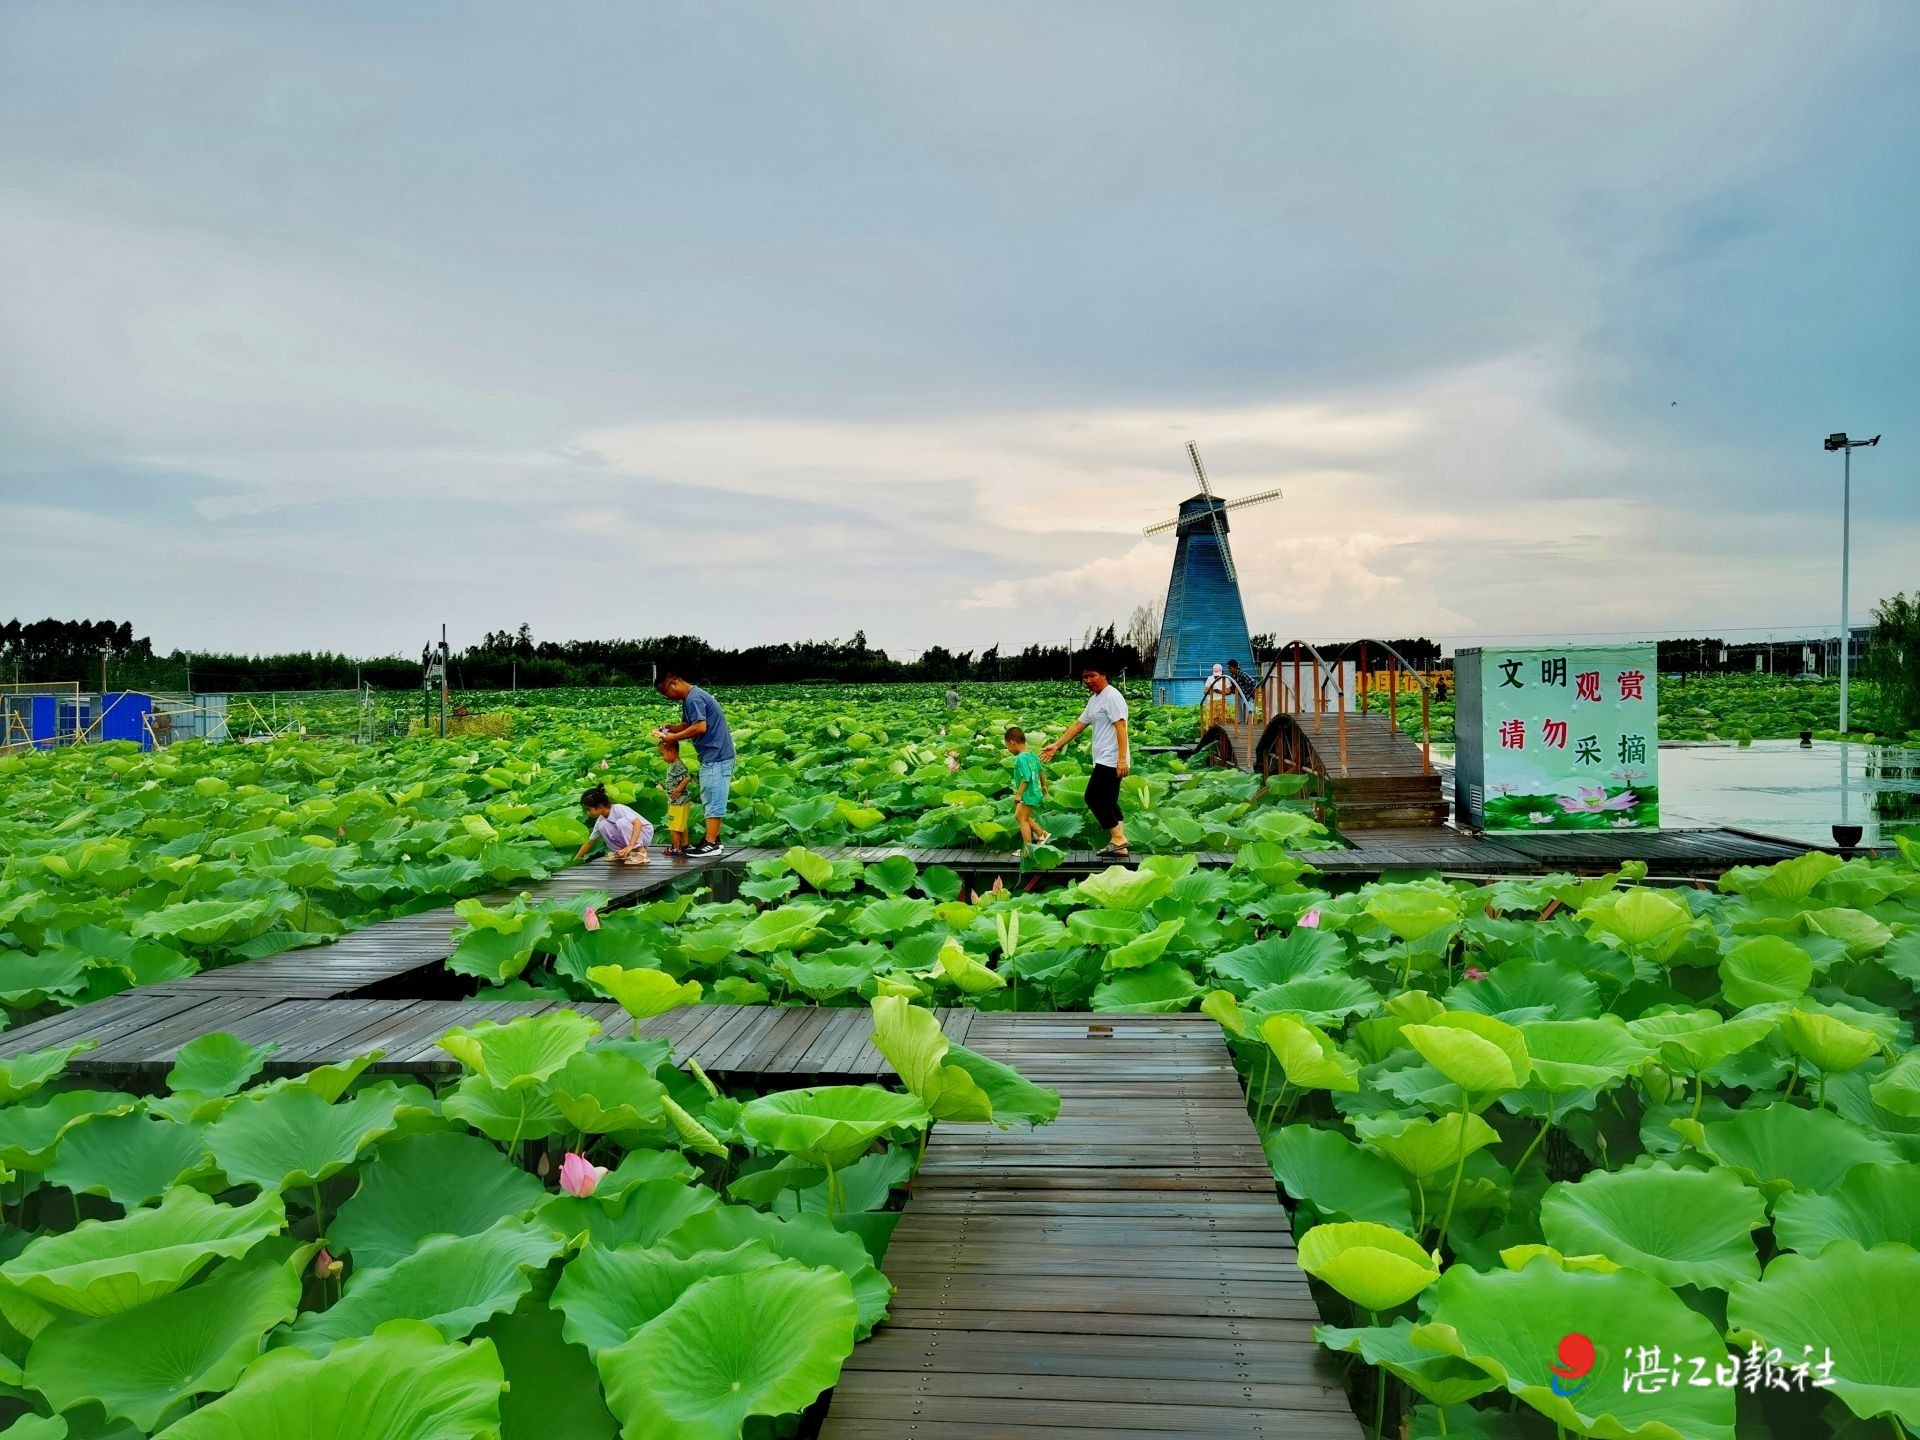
<box><xmin>2</xmin><ymin>2</ymin><xmax>1915</xmax><ymax>659</ymax></box>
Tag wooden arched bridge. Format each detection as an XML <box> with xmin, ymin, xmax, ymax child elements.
<box><xmin>1194</xmin><ymin>640</ymin><xmax>1449</xmax><ymax>830</ymax></box>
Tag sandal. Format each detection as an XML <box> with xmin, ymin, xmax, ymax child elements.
<box><xmin>1096</xmin><ymin>844</ymin><xmax>1130</xmax><ymax>859</ymax></box>
<box><xmin>1031</xmin><ymin>830</ymin><xmax>1052</xmax><ymax>846</ymax></box>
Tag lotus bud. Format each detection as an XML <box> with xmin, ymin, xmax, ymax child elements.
<box><xmin>536</xmin><ymin>1152</ymin><xmax>551</xmax><ymax>1177</ymax></box>
<box><xmin>946</xmin><ymin>753</ymin><xmax>959</xmax><ymax>772</ymax></box>
<box><xmin>1465</xmin><ymin>965</ymin><xmax>1489</xmax><ymax>982</ymax></box>
<box><xmin>583</xmin><ymin>907</ymin><xmax>601</xmax><ymax>932</ymax></box>
<box><xmin>1298</xmin><ymin>908</ymin><xmax>1322</xmax><ymax>929</ymax></box>
<box><xmin>600</xmin><ymin>759</ymin><xmax>610</xmax><ymax>770</ymax></box>
<box><xmin>558</xmin><ymin>1151</ymin><xmax>607</xmax><ymax>1197</ymax></box>
<box><xmin>313</xmin><ymin>1248</ymin><xmax>344</xmax><ymax>1281</ymax></box>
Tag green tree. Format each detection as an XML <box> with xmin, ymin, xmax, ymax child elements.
<box><xmin>1867</xmin><ymin>591</ymin><xmax>1920</xmax><ymax>729</ymax></box>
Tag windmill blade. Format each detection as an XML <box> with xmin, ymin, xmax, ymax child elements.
<box><xmin>1143</xmin><ymin>516</ymin><xmax>1182</xmax><ymax>537</ymax></box>
<box><xmin>1224</xmin><ymin>487</ymin><xmax>1284</xmax><ymax>510</ymax></box>
<box><xmin>1186</xmin><ymin>442</ymin><xmax>1237</xmax><ymax>583</ymax></box>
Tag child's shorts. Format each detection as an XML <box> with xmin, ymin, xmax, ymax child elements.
<box><xmin>667</xmin><ymin>803</ymin><xmax>692</xmax><ymax>831</ymax></box>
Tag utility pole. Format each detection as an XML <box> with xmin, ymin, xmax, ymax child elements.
<box><xmin>1825</xmin><ymin>432</ymin><xmax>1882</xmax><ymax>734</ymax></box>
<box><xmin>439</xmin><ymin>624</ymin><xmax>450</xmax><ymax>738</ymax></box>
<box><xmin>511</xmin><ymin>658</ymin><xmax>517</xmax><ymax>692</ymax></box>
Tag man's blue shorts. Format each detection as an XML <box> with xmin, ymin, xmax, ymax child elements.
<box><xmin>698</xmin><ymin>757</ymin><xmax>734</xmax><ymax>819</ymax></box>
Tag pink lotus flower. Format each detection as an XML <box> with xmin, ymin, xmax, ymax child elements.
<box><xmin>1298</xmin><ymin>908</ymin><xmax>1322</xmax><ymax>929</ymax></box>
<box><xmin>558</xmin><ymin>1152</ymin><xmax>607</xmax><ymax>1197</ymax></box>
<box><xmin>583</xmin><ymin>907</ymin><xmax>601</xmax><ymax>932</ymax></box>
<box><xmin>600</xmin><ymin>759</ymin><xmax>610</xmax><ymax>771</ymax></box>
<box><xmin>1556</xmin><ymin>787</ymin><xmax>1638</xmax><ymax>814</ymax></box>
<box><xmin>1464</xmin><ymin>965</ymin><xmax>1489</xmax><ymax>982</ymax></box>
<box><xmin>313</xmin><ymin>1248</ymin><xmax>344</xmax><ymax>1280</ymax></box>
<box><xmin>946</xmin><ymin>753</ymin><xmax>960</xmax><ymax>772</ymax></box>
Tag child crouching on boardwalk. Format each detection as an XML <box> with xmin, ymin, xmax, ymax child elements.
<box><xmin>575</xmin><ymin>784</ymin><xmax>652</xmax><ymax>866</ymax></box>
<box><xmin>1005</xmin><ymin>726</ymin><xmax>1051</xmax><ymax>848</ymax></box>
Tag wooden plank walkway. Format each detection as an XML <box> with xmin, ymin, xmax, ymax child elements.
<box><xmin>820</xmin><ymin>1013</ymin><xmax>1359</xmax><ymax>1439</ymax></box>
<box><xmin>1</xmin><ymin>999</ymin><xmax>922</xmax><ymax>1084</ymax></box>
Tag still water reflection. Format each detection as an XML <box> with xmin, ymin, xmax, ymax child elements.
<box><xmin>1657</xmin><ymin>740</ymin><xmax>1920</xmax><ymax>849</ymax></box>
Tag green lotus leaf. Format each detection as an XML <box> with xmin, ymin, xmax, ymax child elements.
<box><xmin>1413</xmin><ymin>1257</ymin><xmax>1736</xmax><ymax>1439</ymax></box>
<box><xmin>0</xmin><ymin>1043</ymin><xmax>96</xmax><ymax>1107</ymax></box>
<box><xmin>1628</xmin><ymin>1009</ymin><xmax>1776</xmax><ymax>1077</ymax></box>
<box><xmin>1498</xmin><ymin>1244</ymin><xmax>1619</xmax><ymax>1274</ymax></box>
<box><xmin>781</xmin><ymin>846</ymin><xmax>834</xmax><ymax>889</ymax></box>
<box><xmin>659</xmin><ymin>1203</ymin><xmax>892</xmax><ymax>1340</ymax></box>
<box><xmin>1065</xmin><ymin>909</ymin><xmax>1143</xmax><ymax>948</ymax></box>
<box><xmin>443</xmin><ymin>1074</ymin><xmax>570</xmax><ymax>1145</ymax></box>
<box><xmin>1074</xmin><ymin>864</ymin><xmax>1174</xmax><ymax>912</ymax></box>
<box><xmin>1579</xmin><ymin>887</ymin><xmax>1692</xmax><ymax>951</ymax></box>
<box><xmin>660</xmin><ymin>1097</ymin><xmax>728</xmax><ymax>1159</ymax></box>
<box><xmin>1358</xmin><ymin>1111</ymin><xmax>1501</xmax><ymax>1179</ymax></box>
<box><xmin>1718</xmin><ymin>936</ymin><xmax>1814</xmax><ymax>1008</ymax></box>
<box><xmin>1364</xmin><ymin>883</ymin><xmax>1461</xmax><ymax>941</ymax></box>
<box><xmin>45</xmin><ymin>1111</ymin><xmax>216</xmax><ymax>1211</ymax></box>
<box><xmin>1774</xmin><ymin>1163</ymin><xmax>1920</xmax><ymax>1253</ymax></box>
<box><xmin>131</xmin><ymin>896</ymin><xmax>279</xmax><ymax>947</ymax></box>
<box><xmin>595</xmin><ymin>1261</ymin><xmax>857</xmax><ymax>1440</ymax></box>
<box><xmin>1259</xmin><ymin>1014</ymin><xmax>1360</xmax><ymax>1093</ymax></box>
<box><xmin>479</xmin><ymin>1297</ymin><xmax>618</xmax><ymax>1440</ymax></box>
<box><xmin>25</xmin><ymin>1239</ymin><xmax>305</xmax><ymax>1429</ymax></box>
<box><xmin>1104</xmin><ymin>918</ymin><xmax>1187</xmax><ymax>971</ymax></box>
<box><xmin>1804</xmin><ymin>906</ymin><xmax>1893</xmax><ymax>958</ymax></box>
<box><xmin>540</xmin><ymin>1178</ymin><xmax>719</xmax><ymax>1252</ymax></box>
<box><xmin>331</xmin><ymin>1131</ymin><xmax>547</xmax><ymax>1272</ymax></box>
<box><xmin>862</xmin><ymin>854</ymin><xmax>918</xmax><ymax>895</ymax></box>
<box><xmin>1780</xmin><ymin>1007</ymin><xmax>1881</xmax><ymax>1075</ymax></box>
<box><xmin>931</xmin><ymin>938</ymin><xmax>1006</xmax><ymax>995</ymax></box>
<box><xmin>941</xmin><ymin>1044</ymin><xmax>1060</xmax><ymax>1126</ymax></box>
<box><xmin>850</xmin><ymin>896</ymin><xmax>936</xmax><ymax>937</ymax></box>
<box><xmin>0</xmin><ymin>1418</ymin><xmax>64</xmax><ymax>1439</ymax></box>
<box><xmin>1517</xmin><ymin>1017</ymin><xmax>1652</xmax><ymax>1094</ymax></box>
<box><xmin>446</xmin><ymin>912</ymin><xmax>551</xmax><ymax>983</ymax></box>
<box><xmin>1090</xmin><ymin>960</ymin><xmax>1203</xmax><ymax>1013</ymax></box>
<box><xmin>1248</xmin><ymin>973</ymin><xmax>1381</xmax><ymax>1026</ymax></box>
<box><xmin>1540</xmin><ymin>1165</ymin><xmax>1765</xmax><ymax>1290</ymax></box>
<box><xmin>255</xmin><ymin>1052</ymin><xmax>379</xmax><ymax>1104</ymax></box>
<box><xmin>285</xmin><ymin>1217</ymin><xmax>564</xmax><ymax>1354</ymax></box>
<box><xmin>1870</xmin><ymin>1053</ymin><xmax>1920</xmax><ymax>1118</ymax></box>
<box><xmin>0</xmin><ymin>1186</ymin><xmax>285</xmax><ymax>1318</ymax></box>
<box><xmin>1203</xmin><ymin>929</ymin><xmax>1344</xmax><ymax>993</ymax></box>
<box><xmin>156</xmin><ymin>1318</ymin><xmax>505</xmax><ymax>1440</ymax></box>
<box><xmin>869</xmin><ymin>996</ymin><xmax>991</xmax><ymax>1122</ymax></box>
<box><xmin>1297</xmin><ymin>1221</ymin><xmax>1438</xmax><ymax>1312</ymax></box>
<box><xmin>0</xmin><ymin>1090</ymin><xmax>138</xmax><ymax>1173</ymax></box>
<box><xmin>207</xmin><ymin>1085</ymin><xmax>406</xmax><ymax>1193</ymax></box>
<box><xmin>165</xmin><ymin>1033</ymin><xmax>278</xmax><ymax>1097</ymax></box>
<box><xmin>1728</xmin><ymin>1241</ymin><xmax>1920</xmax><ymax>1430</ymax></box>
<box><xmin>587</xmin><ymin>967</ymin><xmax>703</xmax><ymax>1027</ymax></box>
<box><xmin>1401</xmin><ymin>1014</ymin><xmax>1530</xmax><ymax>1097</ymax></box>
<box><xmin>740</xmin><ymin>1086</ymin><xmax>929</xmax><ymax>1172</ymax></box>
<box><xmin>1676</xmin><ymin>1102</ymin><xmax>1900</xmax><ymax>1203</ymax></box>
<box><xmin>739</xmin><ymin>906</ymin><xmax>824</xmax><ymax>954</ymax></box>
<box><xmin>1200</xmin><ymin>988</ymin><xmax>1248</xmax><ymax>1037</ymax></box>
<box><xmin>1720</xmin><ymin>850</ymin><xmax>1843</xmax><ymax>901</ymax></box>
<box><xmin>436</xmin><ymin>1010</ymin><xmax>600</xmax><ymax>1088</ymax></box>
<box><xmin>553</xmin><ymin>1240</ymin><xmax>783</xmax><ymax>1354</ymax></box>
<box><xmin>1317</xmin><ymin>1318</ymin><xmax>1496</xmax><ymax>1408</ymax></box>
<box><xmin>1264</xmin><ymin>1125</ymin><xmax>1413</xmax><ymax>1228</ymax></box>
<box><xmin>1446</xmin><ymin>956</ymin><xmax>1601</xmax><ymax>1023</ymax></box>
<box><xmin>547</xmin><ymin>1048</ymin><xmax>670</xmax><ymax>1135</ymax></box>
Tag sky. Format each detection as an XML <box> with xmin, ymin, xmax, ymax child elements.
<box><xmin>2</xmin><ymin>1</ymin><xmax>1916</xmax><ymax>661</ymax></box>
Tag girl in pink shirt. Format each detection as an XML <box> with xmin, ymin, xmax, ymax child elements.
<box><xmin>574</xmin><ymin>784</ymin><xmax>653</xmax><ymax>866</ymax></box>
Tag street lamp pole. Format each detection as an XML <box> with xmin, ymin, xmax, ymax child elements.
<box><xmin>1824</xmin><ymin>432</ymin><xmax>1881</xmax><ymax>735</ymax></box>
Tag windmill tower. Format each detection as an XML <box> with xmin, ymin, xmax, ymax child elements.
<box><xmin>1145</xmin><ymin>443</ymin><xmax>1282</xmax><ymax>705</ymax></box>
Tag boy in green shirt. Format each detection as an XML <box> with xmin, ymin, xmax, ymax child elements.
<box><xmin>1004</xmin><ymin>726</ymin><xmax>1051</xmax><ymax>848</ymax></box>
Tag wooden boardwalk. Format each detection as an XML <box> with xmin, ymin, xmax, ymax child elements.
<box><xmin>821</xmin><ymin>1012</ymin><xmax>1357</xmax><ymax>1438</ymax></box>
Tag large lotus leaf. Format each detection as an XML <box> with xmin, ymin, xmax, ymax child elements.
<box><xmin>1259</xmin><ymin>1015</ymin><xmax>1360</xmax><ymax>1093</ymax></box>
<box><xmin>861</xmin><ymin>854</ymin><xmax>918</xmax><ymax>895</ymax></box>
<box><xmin>207</xmin><ymin>1085</ymin><xmax>406</xmax><ymax>1192</ymax></box>
<box><xmin>1364</xmin><ymin>883</ymin><xmax>1461</xmax><ymax>941</ymax></box>
<box><xmin>1540</xmin><ymin>1165</ymin><xmax>1764</xmax><ymax>1290</ymax></box>
<box><xmin>255</xmin><ymin>1052</ymin><xmax>379</xmax><ymax>1104</ymax></box>
<box><xmin>436</xmin><ymin>1011</ymin><xmax>600</xmax><ymax>1088</ymax></box>
<box><xmin>1201</xmin><ymin>989</ymin><xmax>1248</xmax><ymax>1037</ymax></box>
<box><xmin>1263</xmin><ymin>1125</ymin><xmax>1414</xmax><ymax>1228</ymax></box>
<box><xmin>1517</xmin><ymin>1018</ymin><xmax>1652</xmax><ymax>1094</ymax></box>
<box><xmin>587</xmin><ymin>966</ymin><xmax>703</xmax><ymax>1025</ymax></box>
<box><xmin>1871</xmin><ymin>1053</ymin><xmax>1920</xmax><ymax>1118</ymax></box>
<box><xmin>157</xmin><ymin>1318</ymin><xmax>505</xmax><ymax>1440</ymax></box>
<box><xmin>285</xmin><ymin>1217</ymin><xmax>564</xmax><ymax>1354</ymax></box>
<box><xmin>0</xmin><ymin>947</ymin><xmax>92</xmax><ymax>1007</ymax></box>
<box><xmin>595</xmin><ymin>1261</ymin><xmax>857</xmax><ymax>1440</ymax></box>
<box><xmin>1717</xmin><ymin>936</ymin><xmax>1814</xmax><ymax>1008</ymax></box>
<box><xmin>660</xmin><ymin>1097</ymin><xmax>728</xmax><ymax>1159</ymax></box>
<box><xmin>1578</xmin><ymin>888</ymin><xmax>1692</xmax><ymax>951</ymax></box>
<box><xmin>1065</xmin><ymin>909</ymin><xmax>1143</xmax><ymax>948</ymax></box>
<box><xmin>1248</xmin><ymin>973</ymin><xmax>1381</xmax><ymax>1026</ymax></box>
<box><xmin>1780</xmin><ymin>1007</ymin><xmax>1881</xmax><ymax>1075</ymax></box>
<box><xmin>1297</xmin><ymin>1221</ymin><xmax>1438</xmax><ymax>1312</ymax></box>
<box><xmin>331</xmin><ymin>1131</ymin><xmax>547</xmax><ymax>1272</ymax></box>
<box><xmin>941</xmin><ymin>1045</ymin><xmax>1060</xmax><ymax>1126</ymax></box>
<box><xmin>547</xmin><ymin>1049</ymin><xmax>670</xmax><ymax>1136</ymax></box>
<box><xmin>552</xmin><ymin>1240</ymin><xmax>783</xmax><ymax>1354</ymax></box>
<box><xmin>1358</xmin><ymin>1111</ymin><xmax>1500</xmax><ymax>1179</ymax></box>
<box><xmin>1074</xmin><ymin>864</ymin><xmax>1175</xmax><ymax>912</ymax></box>
<box><xmin>442</xmin><ymin>1075</ymin><xmax>570</xmax><ymax>1145</ymax></box>
<box><xmin>165</xmin><ymin>1033</ymin><xmax>277</xmax><ymax>1097</ymax></box>
<box><xmin>1728</xmin><ymin>1241</ymin><xmax>1920</xmax><ymax>1429</ymax></box>
<box><xmin>480</xmin><ymin>1298</ymin><xmax>618</xmax><ymax>1440</ymax></box>
<box><xmin>1090</xmin><ymin>961</ymin><xmax>1203</xmax><ymax>1013</ymax></box>
<box><xmin>1721</xmin><ymin>850</ymin><xmax>1843</xmax><ymax>901</ymax></box>
<box><xmin>1104</xmin><ymin>918</ymin><xmax>1186</xmax><ymax>971</ymax></box>
<box><xmin>1675</xmin><ymin>1103</ymin><xmax>1900</xmax><ymax>1203</ymax></box>
<box><xmin>868</xmin><ymin>996</ymin><xmax>991</xmax><ymax>1122</ymax></box>
<box><xmin>1414</xmin><ymin>1257</ymin><xmax>1735</xmax><ymax>1439</ymax></box>
<box><xmin>930</xmin><ymin>938</ymin><xmax>1006</xmax><ymax>995</ymax></box>
<box><xmin>1317</xmin><ymin>1319</ymin><xmax>1497</xmax><ymax>1408</ymax></box>
<box><xmin>740</xmin><ymin>1086</ymin><xmax>929</xmax><ymax>1171</ymax></box>
<box><xmin>46</xmin><ymin>1111</ymin><xmax>215</xmax><ymax>1210</ymax></box>
<box><xmin>739</xmin><ymin>907</ymin><xmax>825</xmax><ymax>955</ymax></box>
<box><xmin>131</xmin><ymin>897</ymin><xmax>279</xmax><ymax>947</ymax></box>
<box><xmin>0</xmin><ymin>1418</ymin><xmax>64</xmax><ymax>1439</ymax></box>
<box><xmin>850</xmin><ymin>896</ymin><xmax>936</xmax><ymax>937</ymax></box>
<box><xmin>1447</xmin><ymin>956</ymin><xmax>1602</xmax><ymax>1024</ymax></box>
<box><xmin>1203</xmin><ymin>929</ymin><xmax>1344</xmax><ymax>992</ymax></box>
<box><xmin>1402</xmin><ymin>1013</ymin><xmax>1531</xmax><ymax>1095</ymax></box>
<box><xmin>445</xmin><ymin>913</ymin><xmax>552</xmax><ymax>983</ymax></box>
<box><xmin>0</xmin><ymin>1186</ymin><xmax>285</xmax><ymax>1317</ymax></box>
<box><xmin>661</xmin><ymin>1203</ymin><xmax>892</xmax><ymax>1339</ymax></box>
<box><xmin>0</xmin><ymin>1090</ymin><xmax>138</xmax><ymax>1173</ymax></box>
<box><xmin>1628</xmin><ymin>1009</ymin><xmax>1776</xmax><ymax>1077</ymax></box>
<box><xmin>1804</xmin><ymin>906</ymin><xmax>1893</xmax><ymax>958</ymax></box>
<box><xmin>26</xmin><ymin>1239</ymin><xmax>304</xmax><ymax>1428</ymax></box>
<box><xmin>0</xmin><ymin>1044</ymin><xmax>96</xmax><ymax>1107</ymax></box>
<box><xmin>1774</xmin><ymin>1163</ymin><xmax>1920</xmax><ymax>1253</ymax></box>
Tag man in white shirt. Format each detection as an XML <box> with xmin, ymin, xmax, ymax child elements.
<box><xmin>1042</xmin><ymin>666</ymin><xmax>1131</xmax><ymax>857</ymax></box>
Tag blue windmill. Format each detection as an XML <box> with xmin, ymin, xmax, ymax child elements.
<box><xmin>1147</xmin><ymin>443</ymin><xmax>1282</xmax><ymax>706</ymax></box>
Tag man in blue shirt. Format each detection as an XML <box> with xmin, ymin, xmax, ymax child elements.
<box><xmin>653</xmin><ymin>672</ymin><xmax>736</xmax><ymax>857</ymax></box>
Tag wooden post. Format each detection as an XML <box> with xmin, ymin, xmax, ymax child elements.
<box><xmin>1421</xmin><ymin>686</ymin><xmax>1432</xmax><ymax>774</ymax></box>
<box><xmin>1359</xmin><ymin>643</ymin><xmax>1368</xmax><ymax>713</ymax></box>
<box><xmin>1292</xmin><ymin>646</ymin><xmax>1301</xmax><ymax>716</ymax></box>
<box><xmin>1312</xmin><ymin>657</ymin><xmax>1322</xmax><ymax>729</ymax></box>
<box><xmin>1337</xmin><ymin>670</ymin><xmax>1348</xmax><ymax>775</ymax></box>
<box><xmin>1388</xmin><ymin>656</ymin><xmax>1398</xmax><ymax>734</ymax></box>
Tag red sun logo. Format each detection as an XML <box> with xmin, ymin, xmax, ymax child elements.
<box><xmin>1551</xmin><ymin>1333</ymin><xmax>1597</xmax><ymax>1396</ymax></box>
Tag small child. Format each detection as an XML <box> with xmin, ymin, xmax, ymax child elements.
<box><xmin>575</xmin><ymin>783</ymin><xmax>652</xmax><ymax>866</ymax></box>
<box><xmin>660</xmin><ymin>738</ymin><xmax>692</xmax><ymax>858</ymax></box>
<box><xmin>1004</xmin><ymin>726</ymin><xmax>1051</xmax><ymax>848</ymax></box>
